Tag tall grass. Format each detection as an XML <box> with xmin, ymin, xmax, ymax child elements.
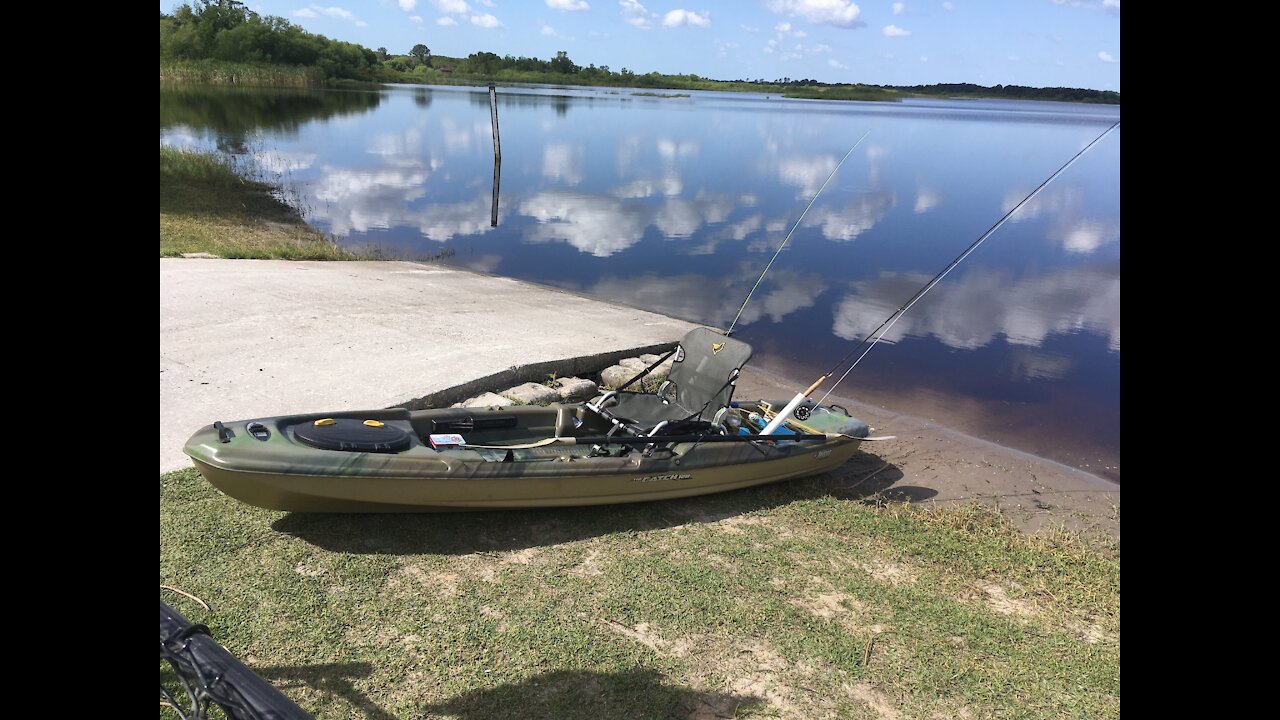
<box><xmin>783</xmin><ymin>85</ymin><xmax>906</xmax><ymax>101</ymax></box>
<box><xmin>160</xmin><ymin>59</ymin><xmax>325</xmax><ymax>87</ymax></box>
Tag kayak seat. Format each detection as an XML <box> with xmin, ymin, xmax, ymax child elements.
<box><xmin>585</xmin><ymin>327</ymin><xmax>752</xmax><ymax>436</ymax></box>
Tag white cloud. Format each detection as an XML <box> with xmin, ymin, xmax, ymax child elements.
<box><xmin>829</xmin><ymin>58</ymin><xmax>847</xmax><ymax>69</ymax></box>
<box><xmin>310</xmin><ymin>167</ymin><xmax>428</xmax><ymax>236</ymax></box>
<box><xmin>409</xmin><ymin>196</ymin><xmax>503</xmax><ymax>242</ymax></box>
<box><xmin>766</xmin><ymin>0</ymin><xmax>863</xmax><ymax>27</ymax></box>
<box><xmin>1002</xmin><ymin>184</ymin><xmax>1120</xmax><ymax>256</ymax></box>
<box><xmin>942</xmin><ymin>1</ymin><xmax>954</xmax><ymax>9</ymax></box>
<box><xmin>542</xmin><ymin>144</ymin><xmax>585</xmax><ymax>185</ymax></box>
<box><xmin>811</xmin><ymin>43</ymin><xmax>831</xmax><ymax>52</ymax></box>
<box><xmin>541</xmin><ymin>24</ymin><xmax>558</xmax><ymax>35</ymax></box>
<box><xmin>656</xmin><ymin>138</ymin><xmax>700</xmax><ymax>159</ymax></box>
<box><xmin>714</xmin><ymin>40</ymin><xmax>741</xmax><ymax>56</ymax></box>
<box><xmin>778</xmin><ymin>154</ymin><xmax>836</xmax><ymax>196</ymax></box>
<box><xmin>920</xmin><ymin>55</ymin><xmax>928</xmax><ymax>62</ymax></box>
<box><xmin>431</xmin><ymin>0</ymin><xmax>471</xmax><ymax>12</ymax></box>
<box><xmin>1098</xmin><ymin>50</ymin><xmax>1118</xmax><ymax>63</ymax></box>
<box><xmin>654</xmin><ymin>199</ymin><xmax>704</xmax><ymax>237</ymax></box>
<box><xmin>437</xmin><ymin>16</ymin><xmax>457</xmax><ymax>25</ymax></box>
<box><xmin>883</xmin><ymin>24</ymin><xmax>910</xmax><ymax>36</ymax></box>
<box><xmin>256</xmin><ymin>151</ymin><xmax>316</xmax><ymax>173</ymax></box>
<box><xmin>1057</xmin><ymin>223</ymin><xmax>1110</xmax><ymax>254</ymax></box>
<box><xmin>741</xmin><ymin>24</ymin><xmax>760</xmax><ymax>32</ymax></box>
<box><xmin>913</xmin><ymin>188</ymin><xmax>941</xmax><ymax>213</ymax></box>
<box><xmin>663</xmin><ymin>9</ymin><xmax>710</xmax><ymax>27</ymax></box>
<box><xmin>318</xmin><ymin>6</ymin><xmax>355</xmax><ymax>20</ymax></box>
<box><xmin>803</xmin><ymin>191</ymin><xmax>894</xmax><ymax>241</ymax></box>
<box><xmin>470</xmin><ymin>12</ymin><xmax>502</xmax><ymax>27</ymax></box>
<box><xmin>614</xmin><ymin>175</ymin><xmax>683</xmax><ymax>198</ymax></box>
<box><xmin>294</xmin><ymin>5</ymin><xmax>363</xmax><ymax>24</ymax></box>
<box><xmin>1103</xmin><ymin>0</ymin><xmax>1119</xmax><ymax>6</ymax></box>
<box><xmin>521</xmin><ymin>192</ymin><xmax>650</xmax><ymax>256</ymax></box>
<box><xmin>833</xmin><ymin>265</ymin><xmax>1120</xmax><ymax>353</ymax></box>
<box><xmin>620</xmin><ymin>0</ymin><xmax>653</xmax><ymax>28</ymax></box>
<box><xmin>893</xmin><ymin>1</ymin><xmax>905</xmax><ymax>14</ymax></box>
<box><xmin>775</xmin><ymin>22</ymin><xmax>791</xmax><ymax>32</ymax></box>
<box><xmin>750</xmin><ymin>271</ymin><xmax>828</xmax><ymax>323</ymax></box>
<box><xmin>547</xmin><ymin>0</ymin><xmax>590</xmax><ymax>10</ymax></box>
<box><xmin>410</xmin><ymin>15</ymin><xmax>422</xmax><ymax>21</ymax></box>
<box><xmin>398</xmin><ymin>0</ymin><xmax>418</xmax><ymax>10</ymax></box>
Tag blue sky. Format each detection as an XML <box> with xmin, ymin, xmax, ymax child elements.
<box><xmin>165</xmin><ymin>1</ymin><xmax>1121</xmax><ymax>90</ymax></box>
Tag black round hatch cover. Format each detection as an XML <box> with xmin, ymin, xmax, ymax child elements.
<box><xmin>293</xmin><ymin>419</ymin><xmax>413</xmax><ymax>453</ymax></box>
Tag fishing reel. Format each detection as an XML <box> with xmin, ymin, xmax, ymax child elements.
<box><xmin>793</xmin><ymin>405</ymin><xmax>811</xmax><ymax>421</ymax></box>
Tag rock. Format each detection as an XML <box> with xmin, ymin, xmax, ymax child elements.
<box><xmin>619</xmin><ymin>357</ymin><xmax>648</xmax><ymax>371</ymax></box>
<box><xmin>639</xmin><ymin>352</ymin><xmax>675</xmax><ymax>376</ymax></box>
<box><xmin>600</xmin><ymin>365</ymin><xmax>636</xmax><ymax>389</ymax></box>
<box><xmin>180</xmin><ymin>252</ymin><xmax>221</xmax><ymax>259</ymax></box>
<box><xmin>654</xmin><ymin>358</ymin><xmax>675</xmax><ymax>377</ymax></box>
<box><xmin>500</xmin><ymin>382</ymin><xmax>560</xmax><ymax>405</ymax></box>
<box><xmin>553</xmin><ymin>377</ymin><xmax>598</xmax><ymax>401</ymax></box>
<box><xmin>459</xmin><ymin>392</ymin><xmax>516</xmax><ymax>408</ymax></box>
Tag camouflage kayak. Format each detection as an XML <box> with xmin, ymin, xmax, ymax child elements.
<box><xmin>183</xmin><ymin>328</ymin><xmax>871</xmax><ymax>512</ymax></box>
<box><xmin>184</xmin><ymin>398</ymin><xmax>869</xmax><ymax>512</ymax></box>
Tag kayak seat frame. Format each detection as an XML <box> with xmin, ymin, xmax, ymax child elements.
<box><xmin>585</xmin><ymin>327</ymin><xmax>752</xmax><ymax>437</ymax></box>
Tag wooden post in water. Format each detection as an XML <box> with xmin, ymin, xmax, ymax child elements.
<box><xmin>488</xmin><ymin>83</ymin><xmax>501</xmax><ymax>162</ymax></box>
<box><xmin>491</xmin><ymin>155</ymin><xmax>501</xmax><ymax>227</ymax></box>
<box><xmin>488</xmin><ymin>81</ymin><xmax>499</xmax><ymax>224</ymax></box>
<box><xmin>489</xmin><ymin>83</ymin><xmax>501</xmax><ymax>227</ymax></box>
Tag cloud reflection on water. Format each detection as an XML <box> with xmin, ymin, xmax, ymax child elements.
<box><xmin>1003</xmin><ymin>184</ymin><xmax>1119</xmax><ymax>255</ymax></box>
<box><xmin>585</xmin><ymin>267</ymin><xmax>828</xmax><ymax>328</ymax></box>
<box><xmin>831</xmin><ymin>265</ymin><xmax>1120</xmax><ymax>357</ymax></box>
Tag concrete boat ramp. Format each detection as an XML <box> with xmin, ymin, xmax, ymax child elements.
<box><xmin>160</xmin><ymin>259</ymin><xmax>696</xmax><ymax>472</ymax></box>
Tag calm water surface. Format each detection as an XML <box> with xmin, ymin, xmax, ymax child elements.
<box><xmin>161</xmin><ymin>84</ymin><xmax>1120</xmax><ymax>481</ymax></box>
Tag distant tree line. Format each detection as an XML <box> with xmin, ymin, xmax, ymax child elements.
<box><xmin>158</xmin><ymin>4</ymin><xmax>1118</xmax><ymax>104</ymax></box>
<box><xmin>891</xmin><ymin>82</ymin><xmax>1120</xmax><ymax>104</ymax></box>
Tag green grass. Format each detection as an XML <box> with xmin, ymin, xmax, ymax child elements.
<box><xmin>160</xmin><ymin>462</ymin><xmax>1119</xmax><ymax>719</ymax></box>
<box><xmin>782</xmin><ymin>85</ymin><xmax>906</xmax><ymax>102</ymax></box>
<box><xmin>161</xmin><ymin>59</ymin><xmax>326</xmax><ymax>86</ymax></box>
<box><xmin>160</xmin><ymin>147</ymin><xmax>351</xmax><ymax>260</ymax></box>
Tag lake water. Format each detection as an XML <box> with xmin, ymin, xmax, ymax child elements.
<box><xmin>161</xmin><ymin>84</ymin><xmax>1120</xmax><ymax>482</ymax></box>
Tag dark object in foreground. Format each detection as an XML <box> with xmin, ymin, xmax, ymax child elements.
<box><xmin>160</xmin><ymin>600</ymin><xmax>311</xmax><ymax>720</ymax></box>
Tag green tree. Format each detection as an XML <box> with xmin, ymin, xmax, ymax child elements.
<box><xmin>549</xmin><ymin>50</ymin><xmax>577</xmax><ymax>74</ymax></box>
<box><xmin>410</xmin><ymin>44</ymin><xmax>431</xmax><ymax>63</ymax></box>
<box><xmin>375</xmin><ymin>47</ymin><xmax>389</xmax><ymax>61</ymax></box>
<box><xmin>467</xmin><ymin>51</ymin><xmax>501</xmax><ymax>74</ymax></box>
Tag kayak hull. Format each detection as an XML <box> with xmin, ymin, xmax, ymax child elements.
<box><xmin>184</xmin><ymin>401</ymin><xmax>867</xmax><ymax>513</ymax></box>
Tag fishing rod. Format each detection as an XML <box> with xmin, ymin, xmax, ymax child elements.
<box><xmin>759</xmin><ymin>120</ymin><xmax>1121</xmax><ymax>434</ymax></box>
<box><xmin>727</xmin><ymin>128</ymin><xmax>872</xmax><ymax>337</ymax></box>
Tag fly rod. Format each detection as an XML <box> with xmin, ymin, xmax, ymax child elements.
<box><xmin>727</xmin><ymin>128</ymin><xmax>871</xmax><ymax>337</ymax></box>
<box><xmin>760</xmin><ymin>120</ymin><xmax>1120</xmax><ymax>433</ymax></box>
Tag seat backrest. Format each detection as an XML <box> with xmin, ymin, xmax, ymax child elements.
<box><xmin>665</xmin><ymin>327</ymin><xmax>753</xmax><ymax>419</ymax></box>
